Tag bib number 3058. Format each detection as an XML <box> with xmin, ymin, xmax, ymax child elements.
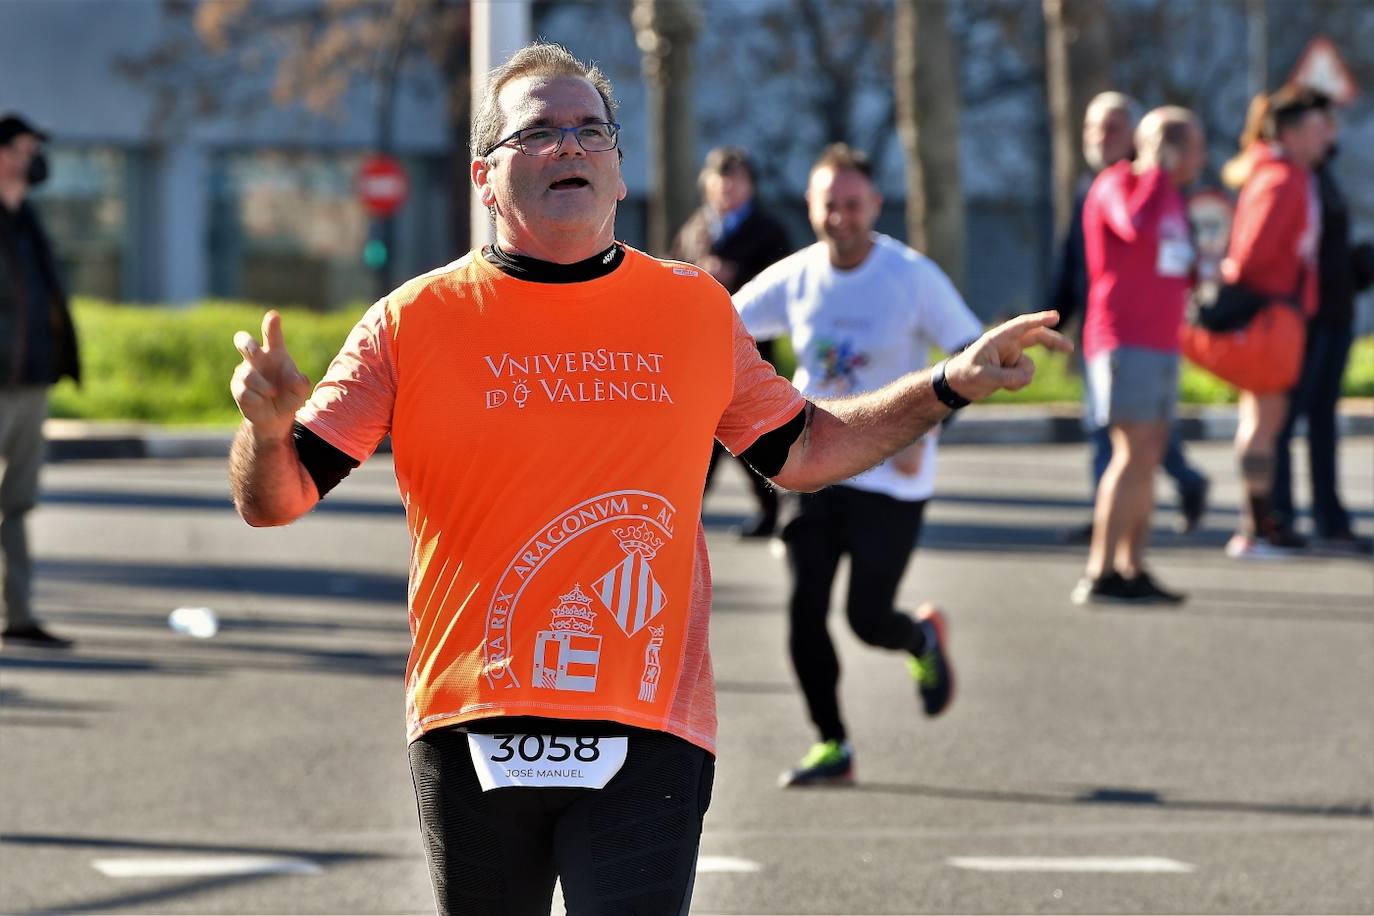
<box><xmin>467</xmin><ymin>733</ymin><xmax>628</xmax><ymax>791</ymax></box>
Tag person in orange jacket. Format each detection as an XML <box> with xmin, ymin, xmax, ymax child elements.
<box><xmin>1217</xmin><ymin>88</ymin><xmax>1333</xmax><ymax>559</ymax></box>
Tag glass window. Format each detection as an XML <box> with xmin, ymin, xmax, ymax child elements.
<box><xmin>209</xmin><ymin>149</ymin><xmax>373</xmax><ymax>310</ymax></box>
<box><xmin>30</xmin><ymin>146</ymin><xmax>127</xmax><ymax>301</ymax></box>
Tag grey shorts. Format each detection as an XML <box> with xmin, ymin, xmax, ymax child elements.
<box><xmin>1085</xmin><ymin>347</ymin><xmax>1179</xmax><ymax>428</ymax></box>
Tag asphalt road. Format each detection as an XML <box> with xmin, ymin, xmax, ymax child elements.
<box><xmin>2</xmin><ymin>437</ymin><xmax>1371</xmax><ymax>915</ymax></box>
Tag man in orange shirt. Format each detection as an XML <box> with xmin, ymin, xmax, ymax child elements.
<box><xmin>228</xmin><ymin>41</ymin><xmax>1069</xmax><ymax>916</ymax></box>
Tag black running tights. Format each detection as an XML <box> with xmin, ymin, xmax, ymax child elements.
<box><xmin>782</xmin><ymin>485</ymin><xmax>928</xmax><ymax>743</ymax></box>
<box><xmin>409</xmin><ymin>726</ymin><xmax>714</xmax><ymax>915</ymax></box>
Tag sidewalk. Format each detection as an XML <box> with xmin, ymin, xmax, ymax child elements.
<box><xmin>42</xmin><ymin>400</ymin><xmax>1374</xmax><ymax>462</ymax></box>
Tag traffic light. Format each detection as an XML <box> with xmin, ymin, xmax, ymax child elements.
<box><xmin>363</xmin><ymin>238</ymin><xmax>389</xmax><ymax>270</ymax></box>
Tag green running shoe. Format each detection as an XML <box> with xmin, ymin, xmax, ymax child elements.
<box><xmin>909</xmin><ymin>606</ymin><xmax>954</xmax><ymax>717</ymax></box>
<box><xmin>778</xmin><ymin>739</ymin><xmax>854</xmax><ymax>787</ymax></box>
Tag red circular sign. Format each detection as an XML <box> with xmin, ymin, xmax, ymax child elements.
<box><xmin>357</xmin><ymin>154</ymin><xmax>409</xmax><ymax>217</ymax></box>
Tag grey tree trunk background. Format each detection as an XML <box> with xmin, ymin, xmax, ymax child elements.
<box><xmin>895</xmin><ymin>0</ymin><xmax>966</xmax><ymax>292</ymax></box>
<box><xmin>634</xmin><ymin>0</ymin><xmax>700</xmax><ymax>257</ymax></box>
<box><xmin>1043</xmin><ymin>0</ymin><xmax>1113</xmax><ymax>240</ymax></box>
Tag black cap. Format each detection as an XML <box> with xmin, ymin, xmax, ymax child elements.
<box><xmin>0</xmin><ymin>113</ymin><xmax>49</xmax><ymax>146</ymax></box>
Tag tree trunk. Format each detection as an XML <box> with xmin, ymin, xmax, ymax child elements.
<box><xmin>1043</xmin><ymin>0</ymin><xmax>1112</xmax><ymax>238</ymax></box>
<box><xmin>436</xmin><ymin>0</ymin><xmax>472</xmax><ymax>256</ymax></box>
<box><xmin>894</xmin><ymin>0</ymin><xmax>966</xmax><ymax>290</ymax></box>
<box><xmin>633</xmin><ymin>0</ymin><xmax>699</xmax><ymax>257</ymax></box>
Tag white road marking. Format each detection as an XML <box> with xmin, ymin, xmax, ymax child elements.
<box><xmin>948</xmin><ymin>856</ymin><xmax>1195</xmax><ymax>873</ymax></box>
<box><xmin>698</xmin><ymin>854</ymin><xmax>762</xmax><ymax>873</ymax></box>
<box><xmin>92</xmin><ymin>856</ymin><xmax>323</xmax><ymax>878</ymax></box>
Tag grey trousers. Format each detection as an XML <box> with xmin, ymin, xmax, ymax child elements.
<box><xmin>1</xmin><ymin>386</ymin><xmax>48</xmax><ymax>630</ymax></box>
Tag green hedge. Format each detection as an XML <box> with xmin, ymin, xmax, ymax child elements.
<box><xmin>50</xmin><ymin>299</ymin><xmax>366</xmax><ymax>425</ymax></box>
<box><xmin>48</xmin><ymin>298</ymin><xmax>1374</xmax><ymax>425</ymax></box>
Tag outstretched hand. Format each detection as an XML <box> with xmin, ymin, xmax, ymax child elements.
<box><xmin>944</xmin><ymin>310</ymin><xmax>1073</xmax><ymax>402</ymax></box>
<box><xmin>230</xmin><ymin>310</ymin><xmax>313</xmax><ymax>440</ymax></box>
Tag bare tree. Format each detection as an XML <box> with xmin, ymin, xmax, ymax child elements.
<box><xmin>894</xmin><ymin>0</ymin><xmax>966</xmax><ymax>289</ymax></box>
<box><xmin>690</xmin><ymin>0</ymin><xmax>895</xmax><ymax>198</ymax></box>
<box><xmin>632</xmin><ymin>0</ymin><xmax>700</xmax><ymax>256</ymax></box>
<box><xmin>1042</xmin><ymin>0</ymin><xmax>1112</xmax><ymax>238</ymax></box>
<box><xmin>120</xmin><ymin>0</ymin><xmax>473</xmax><ymax>254</ymax></box>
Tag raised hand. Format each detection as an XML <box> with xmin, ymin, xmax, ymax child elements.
<box><xmin>944</xmin><ymin>310</ymin><xmax>1072</xmax><ymax>402</ymax></box>
<box><xmin>231</xmin><ymin>310</ymin><xmax>313</xmax><ymax>440</ymax></box>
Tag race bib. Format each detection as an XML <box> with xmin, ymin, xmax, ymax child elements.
<box><xmin>1156</xmin><ymin>237</ymin><xmax>1195</xmax><ymax>278</ymax></box>
<box><xmin>467</xmin><ymin>733</ymin><xmax>628</xmax><ymax>791</ymax></box>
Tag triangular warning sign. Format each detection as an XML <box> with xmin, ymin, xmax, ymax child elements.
<box><xmin>1288</xmin><ymin>37</ymin><xmax>1359</xmax><ymax>105</ymax></box>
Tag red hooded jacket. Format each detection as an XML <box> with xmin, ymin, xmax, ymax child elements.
<box><xmin>1221</xmin><ymin>143</ymin><xmax>1319</xmax><ymax>317</ymax></box>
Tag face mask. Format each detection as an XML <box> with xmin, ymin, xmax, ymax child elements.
<box><xmin>25</xmin><ymin>152</ymin><xmax>48</xmax><ymax>187</ymax></box>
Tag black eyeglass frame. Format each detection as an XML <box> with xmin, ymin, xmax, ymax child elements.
<box><xmin>482</xmin><ymin>121</ymin><xmax>622</xmax><ymax>158</ymax></box>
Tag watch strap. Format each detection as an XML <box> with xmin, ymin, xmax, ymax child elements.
<box><xmin>932</xmin><ymin>359</ymin><xmax>971</xmax><ymax>410</ymax></box>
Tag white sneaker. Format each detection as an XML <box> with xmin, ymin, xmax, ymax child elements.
<box><xmin>1226</xmin><ymin>533</ymin><xmax>1303</xmax><ymax>560</ymax></box>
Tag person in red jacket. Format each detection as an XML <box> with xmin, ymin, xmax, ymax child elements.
<box><xmin>1072</xmin><ymin>107</ymin><xmax>1207</xmax><ymax>605</ymax></box>
<box><xmin>1218</xmin><ymin>88</ymin><xmax>1333</xmax><ymax>559</ymax></box>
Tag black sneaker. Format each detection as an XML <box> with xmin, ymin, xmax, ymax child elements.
<box><xmin>1313</xmin><ymin>531</ymin><xmax>1373</xmax><ymax>556</ymax></box>
<box><xmin>1267</xmin><ymin>527</ymin><xmax>1309</xmax><ymax>551</ymax></box>
<box><xmin>1071</xmin><ymin>571</ymin><xmax>1135</xmax><ymax>605</ymax></box>
<box><xmin>908</xmin><ymin>606</ymin><xmax>954</xmax><ymax>717</ymax></box>
<box><xmin>1126</xmin><ymin>571</ymin><xmax>1186</xmax><ymax>604</ymax></box>
<box><xmin>778</xmin><ymin>740</ymin><xmax>854</xmax><ymax>788</ymax></box>
<box><xmin>1178</xmin><ymin>479</ymin><xmax>1209</xmax><ymax>535</ymax></box>
<box><xmin>1</xmin><ymin>624</ymin><xmax>73</xmax><ymax>649</ymax></box>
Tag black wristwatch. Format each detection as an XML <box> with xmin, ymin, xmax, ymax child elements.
<box><xmin>931</xmin><ymin>359</ymin><xmax>971</xmax><ymax>410</ymax></box>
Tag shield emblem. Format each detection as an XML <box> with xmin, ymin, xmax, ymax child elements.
<box><xmin>595</xmin><ymin>550</ymin><xmax>665</xmax><ymax>637</ymax></box>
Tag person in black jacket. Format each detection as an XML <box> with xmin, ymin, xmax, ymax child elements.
<box><xmin>673</xmin><ymin>147</ymin><xmax>793</xmax><ymax>537</ymax></box>
<box><xmin>1269</xmin><ymin>123</ymin><xmax>1374</xmax><ymax>554</ymax></box>
<box><xmin>0</xmin><ymin>113</ymin><xmax>80</xmax><ymax>648</ymax></box>
<box><xmin>1046</xmin><ymin>93</ymin><xmax>1209</xmax><ymax>543</ymax></box>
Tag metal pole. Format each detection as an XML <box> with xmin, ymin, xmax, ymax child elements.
<box><xmin>373</xmin><ymin>6</ymin><xmax>416</xmax><ymax>297</ymax></box>
<box><xmin>470</xmin><ymin>0</ymin><xmax>531</xmax><ymax>249</ymax></box>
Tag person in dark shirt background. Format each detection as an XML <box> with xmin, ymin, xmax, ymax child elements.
<box><xmin>673</xmin><ymin>146</ymin><xmax>793</xmax><ymax>537</ymax></box>
<box><xmin>1269</xmin><ymin>106</ymin><xmax>1374</xmax><ymax>554</ymax></box>
<box><xmin>0</xmin><ymin>112</ymin><xmax>81</xmax><ymax>649</ymax></box>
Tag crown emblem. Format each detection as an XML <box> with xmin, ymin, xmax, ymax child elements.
<box><xmin>612</xmin><ymin>523</ymin><xmax>665</xmax><ymax>560</ymax></box>
<box><xmin>549</xmin><ymin>583</ymin><xmax>597</xmax><ymax>633</ymax></box>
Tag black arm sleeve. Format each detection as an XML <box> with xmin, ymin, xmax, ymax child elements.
<box><xmin>291</xmin><ymin>421</ymin><xmax>360</xmax><ymax>499</ymax></box>
<box><xmin>738</xmin><ymin>406</ymin><xmax>806</xmax><ymax>479</ymax></box>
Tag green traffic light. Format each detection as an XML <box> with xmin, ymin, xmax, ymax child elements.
<box><xmin>363</xmin><ymin>239</ymin><xmax>389</xmax><ymax>269</ymax></box>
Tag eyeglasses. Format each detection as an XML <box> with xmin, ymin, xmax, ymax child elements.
<box><xmin>484</xmin><ymin>121</ymin><xmax>621</xmax><ymax>157</ymax></box>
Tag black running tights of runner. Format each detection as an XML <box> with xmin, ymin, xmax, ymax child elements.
<box><xmin>409</xmin><ymin>726</ymin><xmax>714</xmax><ymax>915</ymax></box>
<box><xmin>782</xmin><ymin>485</ymin><xmax>928</xmax><ymax>743</ymax></box>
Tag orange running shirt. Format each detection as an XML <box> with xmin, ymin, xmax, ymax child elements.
<box><xmin>298</xmin><ymin>247</ymin><xmax>803</xmax><ymax>752</ymax></box>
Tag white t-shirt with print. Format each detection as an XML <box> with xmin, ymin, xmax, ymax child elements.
<box><xmin>734</xmin><ymin>233</ymin><xmax>982</xmax><ymax>501</ymax></box>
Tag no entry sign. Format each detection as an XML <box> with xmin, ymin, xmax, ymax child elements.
<box><xmin>357</xmin><ymin>154</ymin><xmax>409</xmax><ymax>218</ymax></box>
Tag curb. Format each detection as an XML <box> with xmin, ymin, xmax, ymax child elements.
<box><xmin>939</xmin><ymin>403</ymin><xmax>1374</xmax><ymax>445</ymax></box>
<box><xmin>42</xmin><ymin>403</ymin><xmax>1374</xmax><ymax>462</ymax></box>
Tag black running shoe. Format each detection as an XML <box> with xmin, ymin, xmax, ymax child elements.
<box><xmin>778</xmin><ymin>740</ymin><xmax>854</xmax><ymax>788</ymax></box>
<box><xmin>1</xmin><ymin>624</ymin><xmax>73</xmax><ymax>649</ymax></box>
<box><xmin>1314</xmin><ymin>531</ymin><xmax>1374</xmax><ymax>556</ymax></box>
<box><xmin>909</xmin><ymin>606</ymin><xmax>954</xmax><ymax>717</ymax></box>
<box><xmin>1126</xmin><ymin>571</ymin><xmax>1186</xmax><ymax>605</ymax></box>
<box><xmin>1071</xmin><ymin>571</ymin><xmax>1135</xmax><ymax>605</ymax></box>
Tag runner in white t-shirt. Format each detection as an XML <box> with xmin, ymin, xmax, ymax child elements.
<box><xmin>735</xmin><ymin>144</ymin><xmax>982</xmax><ymax>787</ymax></box>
